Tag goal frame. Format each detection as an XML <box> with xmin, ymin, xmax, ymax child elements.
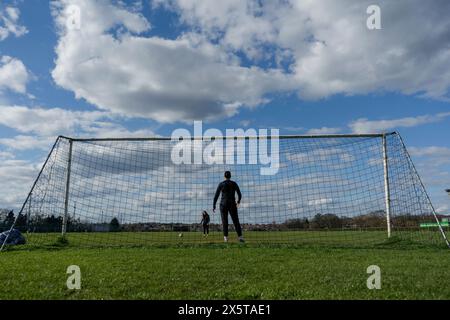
<box><xmin>2</xmin><ymin>131</ymin><xmax>449</xmax><ymax>250</ymax></box>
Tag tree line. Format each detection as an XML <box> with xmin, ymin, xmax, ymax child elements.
<box><xmin>1</xmin><ymin>209</ymin><xmax>447</xmax><ymax>233</ymax></box>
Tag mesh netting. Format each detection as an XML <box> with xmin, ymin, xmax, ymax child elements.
<box><xmin>2</xmin><ymin>133</ymin><xmax>448</xmax><ymax>248</ymax></box>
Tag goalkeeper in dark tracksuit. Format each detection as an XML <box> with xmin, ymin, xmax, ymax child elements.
<box><xmin>213</xmin><ymin>171</ymin><xmax>244</xmax><ymax>243</ymax></box>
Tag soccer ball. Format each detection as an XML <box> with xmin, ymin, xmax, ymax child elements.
<box><xmin>178</xmin><ymin>233</ymin><xmax>183</xmax><ymax>238</ymax></box>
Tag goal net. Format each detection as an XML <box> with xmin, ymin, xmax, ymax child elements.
<box><xmin>2</xmin><ymin>132</ymin><xmax>449</xmax><ymax>248</ymax></box>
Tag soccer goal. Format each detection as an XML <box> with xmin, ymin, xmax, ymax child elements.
<box><xmin>1</xmin><ymin>132</ymin><xmax>449</xmax><ymax>249</ymax></box>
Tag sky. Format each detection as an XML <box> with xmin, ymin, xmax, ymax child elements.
<box><xmin>0</xmin><ymin>0</ymin><xmax>449</xmax><ymax>216</ymax></box>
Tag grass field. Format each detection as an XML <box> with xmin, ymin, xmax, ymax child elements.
<box><xmin>15</xmin><ymin>229</ymin><xmax>450</xmax><ymax>248</ymax></box>
<box><xmin>1</xmin><ymin>231</ymin><xmax>449</xmax><ymax>299</ymax></box>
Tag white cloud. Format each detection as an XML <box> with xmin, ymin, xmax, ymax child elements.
<box><xmin>0</xmin><ymin>6</ymin><xmax>27</xmax><ymax>41</ymax></box>
<box><xmin>81</xmin><ymin>122</ymin><xmax>156</xmax><ymax>139</ymax></box>
<box><xmin>0</xmin><ymin>6</ymin><xmax>30</xmax><ymax>97</ymax></box>
<box><xmin>0</xmin><ymin>105</ymin><xmax>114</xmax><ymax>136</ymax></box>
<box><xmin>0</xmin><ymin>56</ymin><xmax>30</xmax><ymax>94</ymax></box>
<box><xmin>286</xmin><ymin>147</ymin><xmax>355</xmax><ymax>167</ymax></box>
<box><xmin>406</xmin><ymin>145</ymin><xmax>450</xmax><ymax>214</ymax></box>
<box><xmin>0</xmin><ymin>135</ymin><xmax>54</xmax><ymax>151</ymax></box>
<box><xmin>436</xmin><ymin>204</ymin><xmax>449</xmax><ymax>214</ymax></box>
<box><xmin>306</xmin><ymin>127</ymin><xmax>342</xmax><ymax>135</ymax></box>
<box><xmin>0</xmin><ymin>105</ymin><xmax>156</xmax><ymax>150</ymax></box>
<box><xmin>308</xmin><ymin>198</ymin><xmax>333</xmax><ymax>206</ymax></box>
<box><xmin>0</xmin><ymin>150</ymin><xmax>14</xmax><ymax>160</ymax></box>
<box><xmin>159</xmin><ymin>0</ymin><xmax>450</xmax><ymax>101</ymax></box>
<box><xmin>239</xmin><ymin>120</ymin><xmax>251</xmax><ymax>127</ymax></box>
<box><xmin>46</xmin><ymin>0</ymin><xmax>450</xmax><ymax>123</ymax></box>
<box><xmin>409</xmin><ymin>146</ymin><xmax>450</xmax><ymax>166</ymax></box>
<box><xmin>0</xmin><ymin>159</ymin><xmax>40</xmax><ymax>208</ymax></box>
<box><xmin>349</xmin><ymin>112</ymin><xmax>450</xmax><ymax>134</ymax></box>
<box><xmin>155</xmin><ymin>0</ymin><xmax>281</xmax><ymax>60</ymax></box>
<box><xmin>0</xmin><ymin>104</ymin><xmax>158</xmax><ymax>208</ymax></box>
<box><xmin>50</xmin><ymin>0</ymin><xmax>294</xmax><ymax>123</ymax></box>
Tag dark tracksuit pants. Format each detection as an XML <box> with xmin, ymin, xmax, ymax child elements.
<box><xmin>202</xmin><ymin>223</ymin><xmax>209</xmax><ymax>234</ymax></box>
<box><xmin>220</xmin><ymin>204</ymin><xmax>242</xmax><ymax>237</ymax></box>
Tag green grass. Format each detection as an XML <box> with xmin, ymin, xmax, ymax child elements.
<box><xmin>15</xmin><ymin>229</ymin><xmax>449</xmax><ymax>249</ymax></box>
<box><xmin>1</xmin><ymin>243</ymin><xmax>449</xmax><ymax>299</ymax></box>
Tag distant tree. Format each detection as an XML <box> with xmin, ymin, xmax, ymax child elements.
<box><xmin>351</xmin><ymin>210</ymin><xmax>385</xmax><ymax>228</ymax></box>
<box><xmin>284</xmin><ymin>218</ymin><xmax>310</xmax><ymax>229</ymax></box>
<box><xmin>15</xmin><ymin>213</ymin><xmax>27</xmax><ymax>228</ymax></box>
<box><xmin>43</xmin><ymin>215</ymin><xmax>63</xmax><ymax>232</ymax></box>
<box><xmin>109</xmin><ymin>217</ymin><xmax>121</xmax><ymax>232</ymax></box>
<box><xmin>4</xmin><ymin>210</ymin><xmax>15</xmax><ymax>227</ymax></box>
<box><xmin>0</xmin><ymin>208</ymin><xmax>9</xmax><ymax>221</ymax></box>
<box><xmin>311</xmin><ymin>214</ymin><xmax>342</xmax><ymax>230</ymax></box>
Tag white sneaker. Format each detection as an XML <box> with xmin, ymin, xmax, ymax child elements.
<box><xmin>224</xmin><ymin>236</ymin><xmax>228</xmax><ymax>243</ymax></box>
<box><xmin>239</xmin><ymin>237</ymin><xmax>245</xmax><ymax>243</ymax></box>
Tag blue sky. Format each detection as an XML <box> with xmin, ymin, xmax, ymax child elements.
<box><xmin>0</xmin><ymin>0</ymin><xmax>449</xmax><ymax>213</ymax></box>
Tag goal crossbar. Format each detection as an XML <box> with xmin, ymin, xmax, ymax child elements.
<box><xmin>59</xmin><ymin>132</ymin><xmax>395</xmax><ymax>142</ymax></box>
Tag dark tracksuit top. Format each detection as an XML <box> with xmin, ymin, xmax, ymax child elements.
<box><xmin>213</xmin><ymin>180</ymin><xmax>243</xmax><ymax>237</ymax></box>
<box><xmin>213</xmin><ymin>180</ymin><xmax>242</xmax><ymax>209</ymax></box>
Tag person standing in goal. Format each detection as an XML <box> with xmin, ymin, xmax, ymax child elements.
<box><xmin>213</xmin><ymin>171</ymin><xmax>244</xmax><ymax>243</ymax></box>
